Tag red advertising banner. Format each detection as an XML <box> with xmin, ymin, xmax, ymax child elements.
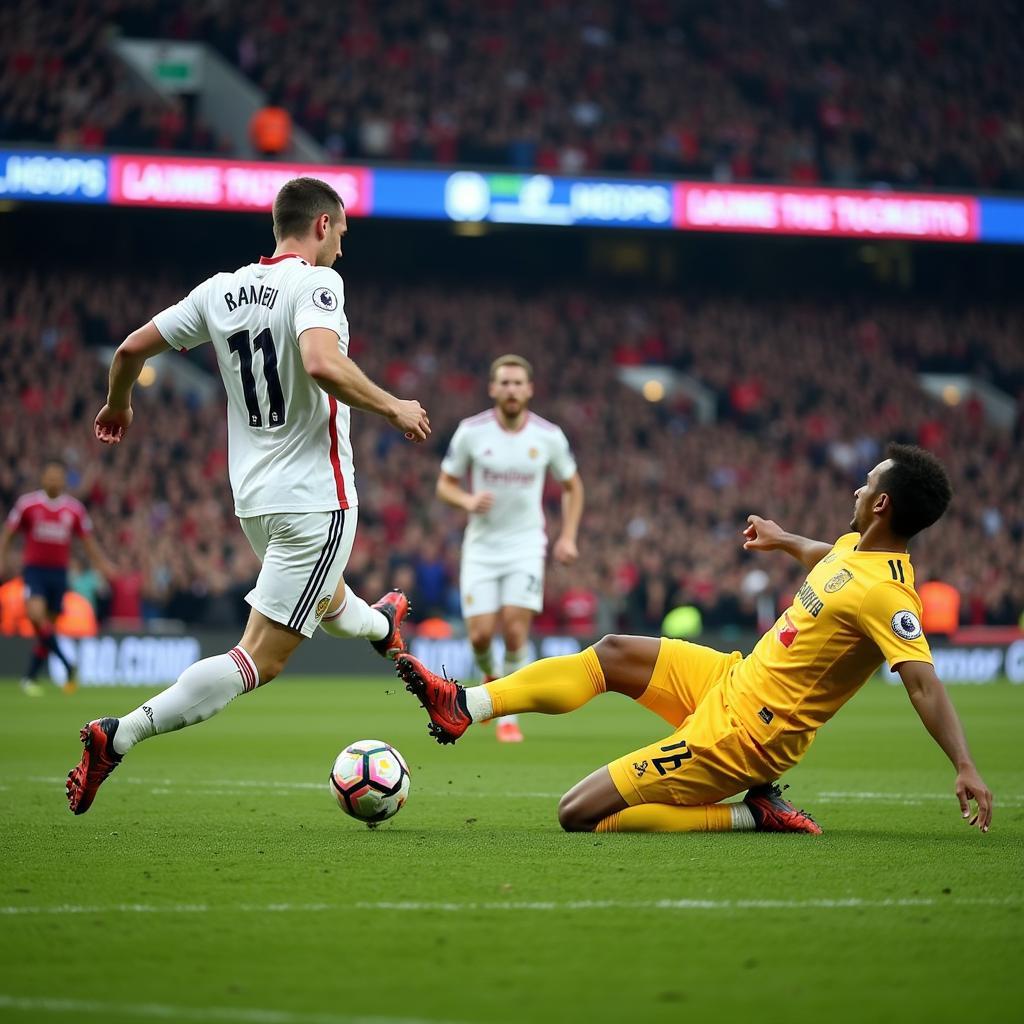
<box><xmin>673</xmin><ymin>183</ymin><xmax>979</xmax><ymax>242</ymax></box>
<box><xmin>109</xmin><ymin>155</ymin><xmax>372</xmax><ymax>215</ymax></box>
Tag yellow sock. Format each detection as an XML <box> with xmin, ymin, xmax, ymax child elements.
<box><xmin>485</xmin><ymin>647</ymin><xmax>606</xmax><ymax>718</ymax></box>
<box><xmin>595</xmin><ymin>803</ymin><xmax>734</xmax><ymax>833</ymax></box>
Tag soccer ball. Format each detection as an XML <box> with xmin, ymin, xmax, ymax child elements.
<box><xmin>329</xmin><ymin>740</ymin><xmax>410</xmax><ymax>825</ymax></box>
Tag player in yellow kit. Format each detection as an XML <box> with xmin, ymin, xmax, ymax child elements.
<box><xmin>397</xmin><ymin>444</ymin><xmax>994</xmax><ymax>834</ymax></box>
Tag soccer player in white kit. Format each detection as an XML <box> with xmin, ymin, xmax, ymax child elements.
<box><xmin>66</xmin><ymin>177</ymin><xmax>431</xmax><ymax>814</ymax></box>
<box><xmin>437</xmin><ymin>355</ymin><xmax>584</xmax><ymax>743</ymax></box>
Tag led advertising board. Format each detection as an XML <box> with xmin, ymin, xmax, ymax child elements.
<box><xmin>2</xmin><ymin>148</ymin><xmax>1021</xmax><ymax>243</ymax></box>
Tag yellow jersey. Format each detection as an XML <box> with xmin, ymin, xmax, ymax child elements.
<box><xmin>725</xmin><ymin>533</ymin><xmax>932</xmax><ymax>771</ymax></box>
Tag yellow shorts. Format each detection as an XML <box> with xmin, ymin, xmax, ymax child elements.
<box><xmin>607</xmin><ymin>639</ymin><xmax>773</xmax><ymax>808</ymax></box>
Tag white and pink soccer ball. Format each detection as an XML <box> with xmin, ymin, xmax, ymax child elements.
<box><xmin>329</xmin><ymin>740</ymin><xmax>410</xmax><ymax>825</ymax></box>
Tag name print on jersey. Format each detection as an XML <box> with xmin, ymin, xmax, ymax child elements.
<box><xmin>33</xmin><ymin>512</ymin><xmax>77</xmax><ymax>544</ymax></box>
<box><xmin>224</xmin><ymin>284</ymin><xmax>279</xmax><ymax>312</ymax></box>
<box><xmin>795</xmin><ymin>581</ymin><xmax>824</xmax><ymax>618</ymax></box>
<box><xmin>481</xmin><ymin>468</ymin><xmax>538</xmax><ymax>486</ymax></box>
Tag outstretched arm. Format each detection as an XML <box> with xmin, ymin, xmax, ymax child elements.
<box><xmin>742</xmin><ymin>515</ymin><xmax>833</xmax><ymax>571</ymax></box>
<box><xmin>81</xmin><ymin>534</ymin><xmax>116</xmax><ymax>581</ymax></box>
<box><xmin>899</xmin><ymin>659</ymin><xmax>993</xmax><ymax>832</ymax></box>
<box><xmin>95</xmin><ymin>321</ymin><xmax>171</xmax><ymax>444</ymax></box>
<box><xmin>299</xmin><ymin>328</ymin><xmax>430</xmax><ymax>441</ymax></box>
<box><xmin>0</xmin><ymin>524</ymin><xmax>15</xmax><ymax>578</ymax></box>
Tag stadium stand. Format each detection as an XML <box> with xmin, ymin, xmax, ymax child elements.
<box><xmin>1</xmin><ymin>268</ymin><xmax>1021</xmax><ymax>634</ymax></box>
<box><xmin>0</xmin><ymin>0</ymin><xmax>223</xmax><ymax>153</ymax></box>
<box><xmin>3</xmin><ymin>1</ymin><xmax>1023</xmax><ymax>189</ymax></box>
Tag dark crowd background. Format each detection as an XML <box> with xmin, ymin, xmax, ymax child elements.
<box><xmin>3</xmin><ymin>0</ymin><xmax>1023</xmax><ymax>189</ymax></box>
<box><xmin>1</xmin><ymin>207</ymin><xmax>1021</xmax><ymax>639</ymax></box>
<box><xmin>2</xmin><ymin>0</ymin><xmax>1022</xmax><ymax>638</ymax></box>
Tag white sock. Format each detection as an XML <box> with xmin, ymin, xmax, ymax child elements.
<box><xmin>465</xmin><ymin>685</ymin><xmax>494</xmax><ymax>724</ymax></box>
<box><xmin>320</xmin><ymin>592</ymin><xmax>388</xmax><ymax>640</ymax></box>
<box><xmin>112</xmin><ymin>647</ymin><xmax>258</xmax><ymax>755</ymax></box>
<box><xmin>501</xmin><ymin>645</ymin><xmax>531</xmax><ymax>674</ymax></box>
<box><xmin>730</xmin><ymin>802</ymin><xmax>757</xmax><ymax>831</ymax></box>
<box><xmin>473</xmin><ymin>644</ymin><xmax>495</xmax><ymax>679</ymax></box>
<box><xmin>496</xmin><ymin>645</ymin><xmax>531</xmax><ymax>727</ymax></box>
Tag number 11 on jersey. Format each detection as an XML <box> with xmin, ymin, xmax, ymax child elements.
<box><xmin>228</xmin><ymin>328</ymin><xmax>286</xmax><ymax>428</ymax></box>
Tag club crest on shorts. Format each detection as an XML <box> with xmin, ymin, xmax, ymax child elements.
<box><xmin>891</xmin><ymin>610</ymin><xmax>922</xmax><ymax>640</ymax></box>
<box><xmin>315</xmin><ymin>596</ymin><xmax>331</xmax><ymax>619</ymax></box>
<box><xmin>312</xmin><ymin>287</ymin><xmax>338</xmax><ymax>312</ymax></box>
<box><xmin>824</xmin><ymin>568</ymin><xmax>854</xmax><ymax>593</ymax></box>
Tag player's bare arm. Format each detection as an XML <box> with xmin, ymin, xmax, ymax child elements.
<box><xmin>0</xmin><ymin>523</ymin><xmax>14</xmax><ymax>578</ymax></box>
<box><xmin>743</xmin><ymin>514</ymin><xmax>833</xmax><ymax>570</ymax></box>
<box><xmin>95</xmin><ymin>321</ymin><xmax>172</xmax><ymax>444</ymax></box>
<box><xmin>81</xmin><ymin>533</ymin><xmax>116</xmax><ymax>581</ymax></box>
<box><xmin>436</xmin><ymin>471</ymin><xmax>494</xmax><ymax>513</ymax></box>
<box><xmin>298</xmin><ymin>327</ymin><xmax>430</xmax><ymax>441</ymax></box>
<box><xmin>898</xmin><ymin>660</ymin><xmax>993</xmax><ymax>832</ymax></box>
<box><xmin>553</xmin><ymin>472</ymin><xmax>584</xmax><ymax>564</ymax></box>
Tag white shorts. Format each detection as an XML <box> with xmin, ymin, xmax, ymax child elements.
<box><xmin>460</xmin><ymin>557</ymin><xmax>545</xmax><ymax>617</ymax></box>
<box><xmin>240</xmin><ymin>509</ymin><xmax>357</xmax><ymax>637</ymax></box>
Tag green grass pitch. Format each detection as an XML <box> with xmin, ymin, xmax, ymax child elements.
<box><xmin>0</xmin><ymin>674</ymin><xmax>1020</xmax><ymax>1024</ymax></box>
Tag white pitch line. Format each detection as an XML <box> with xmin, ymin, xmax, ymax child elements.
<box><xmin>815</xmin><ymin>791</ymin><xmax>1024</xmax><ymax>807</ymax></box>
<box><xmin>812</xmin><ymin>798</ymin><xmax>1024</xmax><ymax>808</ymax></box>
<box><xmin>0</xmin><ymin>903</ymin><xmax>334</xmax><ymax>916</ymax></box>
<box><xmin>20</xmin><ymin>776</ymin><xmax>1023</xmax><ymax>804</ymax></box>
<box><xmin>26</xmin><ymin>775</ymin><xmax>325</xmax><ymax>792</ymax></box>
<box><xmin>0</xmin><ymin>994</ymin><xmax>456</xmax><ymax>1024</ymax></box>
<box><xmin>1</xmin><ymin>897</ymin><xmax>1017</xmax><ymax>917</ymax></box>
<box><xmin>356</xmin><ymin>896</ymin><xmax>1020</xmax><ymax>913</ymax></box>
<box><xmin>24</xmin><ymin>776</ymin><xmax>563</xmax><ymax>798</ymax></box>
<box><xmin>818</xmin><ymin>791</ymin><xmax>1008</xmax><ymax>801</ymax></box>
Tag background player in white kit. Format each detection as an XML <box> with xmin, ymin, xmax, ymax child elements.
<box><xmin>438</xmin><ymin>355</ymin><xmax>584</xmax><ymax>743</ymax></box>
<box><xmin>66</xmin><ymin>177</ymin><xmax>430</xmax><ymax>814</ymax></box>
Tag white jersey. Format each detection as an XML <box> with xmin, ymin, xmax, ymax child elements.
<box><xmin>441</xmin><ymin>409</ymin><xmax>577</xmax><ymax>564</ymax></box>
<box><xmin>153</xmin><ymin>253</ymin><xmax>356</xmax><ymax>517</ymax></box>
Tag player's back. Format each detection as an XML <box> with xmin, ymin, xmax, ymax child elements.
<box><xmin>153</xmin><ymin>254</ymin><xmax>356</xmax><ymax>517</ymax></box>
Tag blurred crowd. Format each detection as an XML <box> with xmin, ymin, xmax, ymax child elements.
<box><xmin>5</xmin><ymin>0</ymin><xmax>1022</xmax><ymax>192</ymax></box>
<box><xmin>0</xmin><ymin>0</ymin><xmax>221</xmax><ymax>153</ymax></box>
<box><xmin>1</xmin><ymin>267</ymin><xmax>1022</xmax><ymax>638</ymax></box>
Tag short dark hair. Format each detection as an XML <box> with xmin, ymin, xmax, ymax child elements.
<box><xmin>272</xmin><ymin>177</ymin><xmax>343</xmax><ymax>241</ymax></box>
<box><xmin>43</xmin><ymin>455</ymin><xmax>66</xmax><ymax>470</ymax></box>
<box><xmin>879</xmin><ymin>443</ymin><xmax>952</xmax><ymax>538</ymax></box>
<box><xmin>489</xmin><ymin>354</ymin><xmax>533</xmax><ymax>381</ymax></box>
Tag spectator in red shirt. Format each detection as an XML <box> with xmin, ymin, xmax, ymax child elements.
<box><xmin>107</xmin><ymin>559</ymin><xmax>146</xmax><ymax>628</ymax></box>
<box><xmin>560</xmin><ymin>583</ymin><xmax>599</xmax><ymax>636</ymax></box>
